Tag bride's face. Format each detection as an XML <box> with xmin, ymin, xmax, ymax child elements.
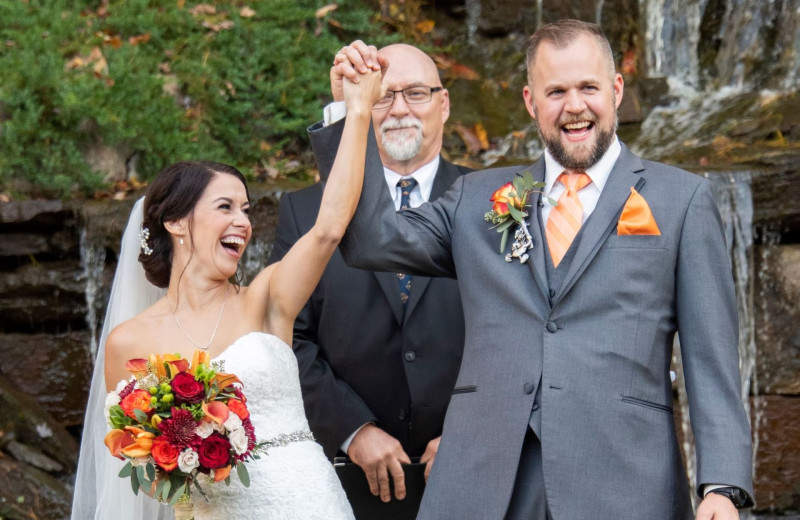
<box><xmin>186</xmin><ymin>173</ymin><xmax>252</xmax><ymax>278</ymax></box>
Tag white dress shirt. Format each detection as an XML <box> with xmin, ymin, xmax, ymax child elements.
<box><xmin>541</xmin><ymin>137</ymin><xmax>621</xmax><ymax>225</ymax></box>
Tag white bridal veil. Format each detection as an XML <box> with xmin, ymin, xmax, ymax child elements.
<box><xmin>71</xmin><ymin>198</ymin><xmax>171</xmax><ymax>520</ymax></box>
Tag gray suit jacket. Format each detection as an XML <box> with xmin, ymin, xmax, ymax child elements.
<box><xmin>312</xmin><ymin>119</ymin><xmax>753</xmax><ymax>520</ymax></box>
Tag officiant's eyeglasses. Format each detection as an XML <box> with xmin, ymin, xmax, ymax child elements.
<box><xmin>373</xmin><ymin>86</ymin><xmax>444</xmax><ymax>109</ymax></box>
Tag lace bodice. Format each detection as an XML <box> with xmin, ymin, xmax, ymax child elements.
<box><xmin>214</xmin><ymin>332</ymin><xmax>310</xmax><ymax>440</ymax></box>
<box><xmin>193</xmin><ymin>332</ymin><xmax>354</xmax><ymax>519</ymax></box>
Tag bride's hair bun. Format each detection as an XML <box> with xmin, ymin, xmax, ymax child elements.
<box><xmin>139</xmin><ymin>161</ymin><xmax>249</xmax><ymax>288</ymax></box>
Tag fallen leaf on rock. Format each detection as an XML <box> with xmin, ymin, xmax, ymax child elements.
<box><xmin>316</xmin><ymin>4</ymin><xmax>338</xmax><ymax>18</ymax></box>
<box><xmin>454</xmin><ymin>123</ymin><xmax>487</xmax><ymax>155</ymax></box>
<box><xmin>416</xmin><ymin>20</ymin><xmax>435</xmax><ymax>34</ymax></box>
<box><xmin>129</xmin><ymin>33</ymin><xmax>151</xmax><ymax>46</ymax></box>
<box><xmin>191</xmin><ymin>4</ymin><xmax>216</xmax><ymax>16</ymax></box>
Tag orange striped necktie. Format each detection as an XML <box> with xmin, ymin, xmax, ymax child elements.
<box><xmin>546</xmin><ymin>170</ymin><xmax>592</xmax><ymax>267</ymax></box>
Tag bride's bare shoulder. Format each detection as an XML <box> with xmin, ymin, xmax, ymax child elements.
<box><xmin>106</xmin><ymin>302</ymin><xmax>168</xmax><ymax>357</ymax></box>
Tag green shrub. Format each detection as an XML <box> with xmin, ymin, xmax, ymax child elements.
<box><xmin>0</xmin><ymin>0</ymin><xmax>393</xmax><ymax>198</ymax></box>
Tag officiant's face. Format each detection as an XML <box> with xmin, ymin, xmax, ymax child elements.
<box><xmin>187</xmin><ymin>173</ymin><xmax>252</xmax><ymax>278</ymax></box>
<box><xmin>372</xmin><ymin>44</ymin><xmax>450</xmax><ymax>173</ymax></box>
<box><xmin>523</xmin><ymin>33</ymin><xmax>624</xmax><ymax>170</ymax></box>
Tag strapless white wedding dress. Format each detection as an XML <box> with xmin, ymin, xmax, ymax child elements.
<box><xmin>193</xmin><ymin>332</ymin><xmax>354</xmax><ymax>520</ymax></box>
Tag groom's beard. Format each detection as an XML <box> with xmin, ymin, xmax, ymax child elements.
<box><xmin>380</xmin><ymin>116</ymin><xmax>424</xmax><ymax>162</ymax></box>
<box><xmin>535</xmin><ymin>105</ymin><xmax>618</xmax><ymax>171</ymax></box>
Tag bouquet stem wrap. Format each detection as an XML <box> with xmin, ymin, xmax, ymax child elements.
<box><xmin>174</xmin><ymin>494</ymin><xmax>194</xmax><ymax>520</ymax></box>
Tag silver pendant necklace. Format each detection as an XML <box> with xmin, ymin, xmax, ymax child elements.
<box><xmin>171</xmin><ymin>283</ymin><xmax>231</xmax><ymax>350</ymax></box>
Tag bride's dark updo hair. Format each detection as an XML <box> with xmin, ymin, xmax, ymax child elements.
<box><xmin>139</xmin><ymin>160</ymin><xmax>250</xmax><ymax>288</ymax></box>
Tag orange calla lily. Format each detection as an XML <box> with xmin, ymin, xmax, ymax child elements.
<box><xmin>203</xmin><ymin>401</ymin><xmax>229</xmax><ymax>425</ymax></box>
<box><xmin>125</xmin><ymin>358</ymin><xmax>149</xmax><ymax>377</ymax></box>
<box><xmin>104</xmin><ymin>426</ymin><xmax>155</xmax><ymax>459</ymax></box>
<box><xmin>212</xmin><ymin>372</ymin><xmax>242</xmax><ymax>391</ymax></box>
<box><xmin>148</xmin><ymin>354</ymin><xmax>167</xmax><ymax>379</ymax></box>
<box><xmin>121</xmin><ymin>427</ymin><xmax>156</xmax><ymax>458</ymax></box>
<box><xmin>191</xmin><ymin>350</ymin><xmax>210</xmax><ymax>375</ymax></box>
<box><xmin>104</xmin><ymin>429</ymin><xmax>136</xmax><ymax>459</ymax></box>
<box><xmin>214</xmin><ymin>465</ymin><xmax>232</xmax><ymax>482</ymax></box>
<box><xmin>166</xmin><ymin>358</ymin><xmax>189</xmax><ymax>377</ymax></box>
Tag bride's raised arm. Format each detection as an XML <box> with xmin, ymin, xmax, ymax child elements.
<box><xmin>251</xmin><ymin>66</ymin><xmax>384</xmax><ymax>341</ymax></box>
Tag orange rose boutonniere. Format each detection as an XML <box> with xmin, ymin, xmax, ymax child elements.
<box><xmin>484</xmin><ymin>171</ymin><xmax>545</xmax><ymax>263</ymax></box>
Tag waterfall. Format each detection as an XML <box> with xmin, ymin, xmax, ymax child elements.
<box><xmin>639</xmin><ymin>0</ymin><xmax>706</xmax><ymax>86</ymax></box>
<box><xmin>465</xmin><ymin>0</ymin><xmax>481</xmax><ymax>44</ymax></box>
<box><xmin>240</xmin><ymin>237</ymin><xmax>274</xmax><ymax>286</ymax></box>
<box><xmin>79</xmin><ymin>227</ymin><xmax>106</xmax><ymax>360</ymax></box>
<box><xmin>675</xmin><ymin>171</ymin><xmax>757</xmax><ymax>516</ymax></box>
<box><xmin>639</xmin><ymin>0</ymin><xmax>800</xmax><ymax>90</ymax></box>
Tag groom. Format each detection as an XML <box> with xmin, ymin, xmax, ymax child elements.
<box><xmin>312</xmin><ymin>19</ymin><xmax>754</xmax><ymax>520</ymax></box>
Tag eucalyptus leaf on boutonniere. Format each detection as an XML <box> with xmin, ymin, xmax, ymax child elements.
<box><xmin>484</xmin><ymin>170</ymin><xmax>547</xmax><ymax>263</ymax></box>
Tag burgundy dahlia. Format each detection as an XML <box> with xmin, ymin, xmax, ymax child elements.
<box><xmin>159</xmin><ymin>407</ymin><xmax>199</xmax><ymax>448</ymax></box>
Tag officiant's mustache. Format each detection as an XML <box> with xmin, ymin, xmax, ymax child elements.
<box><xmin>380</xmin><ymin>116</ymin><xmax>423</xmax><ymax>134</ymax></box>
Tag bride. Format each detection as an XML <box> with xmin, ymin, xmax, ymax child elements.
<box><xmin>71</xmin><ymin>66</ymin><xmax>383</xmax><ymax>519</ymax></box>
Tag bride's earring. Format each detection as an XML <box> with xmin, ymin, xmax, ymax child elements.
<box><xmin>179</xmin><ymin>238</ymin><xmax>184</xmax><ymax>245</ymax></box>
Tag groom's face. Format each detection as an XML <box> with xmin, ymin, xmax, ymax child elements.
<box><xmin>523</xmin><ymin>34</ymin><xmax>624</xmax><ymax>170</ymax></box>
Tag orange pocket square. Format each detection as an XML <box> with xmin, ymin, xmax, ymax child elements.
<box><xmin>617</xmin><ymin>187</ymin><xmax>661</xmax><ymax>235</ymax></box>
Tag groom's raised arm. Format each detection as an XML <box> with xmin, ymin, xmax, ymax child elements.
<box><xmin>308</xmin><ymin>118</ymin><xmax>461</xmax><ymax>278</ymax></box>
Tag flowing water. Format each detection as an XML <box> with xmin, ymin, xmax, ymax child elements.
<box><xmin>79</xmin><ymin>228</ymin><xmax>106</xmax><ymax>360</ymax></box>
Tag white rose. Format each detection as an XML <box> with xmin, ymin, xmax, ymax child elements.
<box><xmin>223</xmin><ymin>413</ymin><xmax>242</xmax><ymax>432</ymax></box>
<box><xmin>229</xmin><ymin>428</ymin><xmax>249</xmax><ymax>455</ymax></box>
<box><xmin>196</xmin><ymin>421</ymin><xmax>218</xmax><ymax>439</ymax></box>
<box><xmin>178</xmin><ymin>448</ymin><xmax>200</xmax><ymax>473</ymax></box>
<box><xmin>115</xmin><ymin>379</ymin><xmax>130</xmax><ymax>393</ymax></box>
<box><xmin>104</xmin><ymin>391</ymin><xmax>121</xmax><ymax>426</ymax></box>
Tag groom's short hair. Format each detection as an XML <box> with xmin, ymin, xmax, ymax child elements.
<box><xmin>525</xmin><ymin>19</ymin><xmax>616</xmax><ymax>85</ymax></box>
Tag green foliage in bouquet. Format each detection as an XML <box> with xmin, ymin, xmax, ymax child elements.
<box><xmin>0</xmin><ymin>0</ymin><xmax>393</xmax><ymax>198</ymax></box>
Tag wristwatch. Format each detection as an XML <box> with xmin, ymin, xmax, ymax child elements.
<box><xmin>709</xmin><ymin>486</ymin><xmax>750</xmax><ymax>509</ymax></box>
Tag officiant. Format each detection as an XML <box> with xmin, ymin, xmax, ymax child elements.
<box><xmin>268</xmin><ymin>43</ymin><xmax>471</xmax><ymax>514</ymax></box>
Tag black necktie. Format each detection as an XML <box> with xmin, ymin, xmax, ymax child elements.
<box><xmin>396</xmin><ymin>178</ymin><xmax>417</xmax><ymax>311</ymax></box>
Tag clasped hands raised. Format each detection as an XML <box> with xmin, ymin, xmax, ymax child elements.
<box><xmin>332</xmin><ymin>40</ymin><xmax>388</xmax><ymax>105</ymax></box>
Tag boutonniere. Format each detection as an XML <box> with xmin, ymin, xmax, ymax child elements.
<box><xmin>484</xmin><ymin>171</ymin><xmax>545</xmax><ymax>263</ymax></box>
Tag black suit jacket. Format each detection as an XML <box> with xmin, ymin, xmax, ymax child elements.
<box><xmin>268</xmin><ymin>155</ymin><xmax>470</xmax><ymax>458</ymax></box>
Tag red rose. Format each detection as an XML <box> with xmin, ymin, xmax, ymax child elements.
<box><xmin>198</xmin><ymin>433</ymin><xmax>232</xmax><ymax>469</ymax></box>
<box><xmin>171</xmin><ymin>372</ymin><xmax>205</xmax><ymax>404</ymax></box>
<box><xmin>151</xmin><ymin>437</ymin><xmax>180</xmax><ymax>471</ymax></box>
<box><xmin>120</xmin><ymin>390</ymin><xmax>153</xmax><ymax>419</ymax></box>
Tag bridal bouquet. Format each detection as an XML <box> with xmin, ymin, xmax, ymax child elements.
<box><xmin>104</xmin><ymin>350</ymin><xmax>263</xmax><ymax>519</ymax></box>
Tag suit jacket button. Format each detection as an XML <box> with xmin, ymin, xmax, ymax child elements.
<box><xmin>399</xmin><ymin>408</ymin><xmax>406</xmax><ymax>420</ymax></box>
<box><xmin>404</xmin><ymin>351</ymin><xmax>416</xmax><ymax>362</ymax></box>
<box><xmin>546</xmin><ymin>321</ymin><xmax>558</xmax><ymax>333</ymax></box>
<box><xmin>523</xmin><ymin>383</ymin><xmax>535</xmax><ymax>395</ymax></box>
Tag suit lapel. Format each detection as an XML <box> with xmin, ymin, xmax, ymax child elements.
<box><xmin>374</xmin><ymin>271</ymin><xmax>405</xmax><ymax>324</ymax></box>
<box><xmin>524</xmin><ymin>160</ymin><xmax>550</xmax><ymax>302</ymax></box>
<box><xmin>553</xmin><ymin>145</ymin><xmax>646</xmax><ymax>305</ymax></box>
<box><xmin>404</xmin><ymin>158</ymin><xmax>462</xmax><ymax>320</ymax></box>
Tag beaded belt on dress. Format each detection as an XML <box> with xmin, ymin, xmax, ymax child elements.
<box><xmin>262</xmin><ymin>429</ymin><xmax>315</xmax><ymax>450</ymax></box>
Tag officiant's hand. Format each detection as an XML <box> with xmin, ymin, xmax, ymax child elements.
<box><xmin>347</xmin><ymin>424</ymin><xmax>411</xmax><ymax>502</ymax></box>
<box><xmin>419</xmin><ymin>436</ymin><xmax>441</xmax><ymax>482</ymax></box>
